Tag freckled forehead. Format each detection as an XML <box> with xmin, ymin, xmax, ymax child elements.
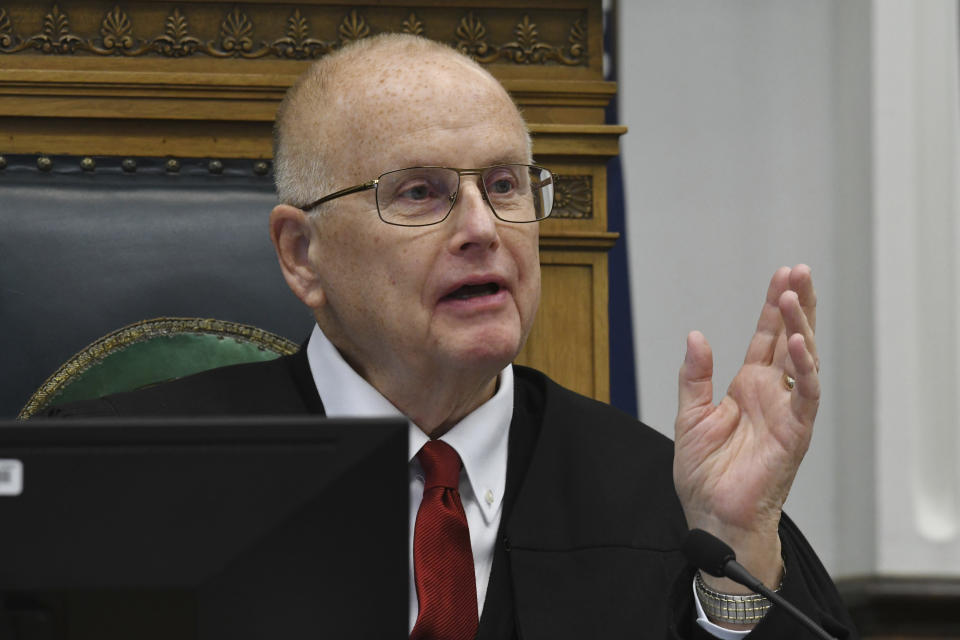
<box><xmin>327</xmin><ymin>55</ymin><xmax>528</xmax><ymax>177</ymax></box>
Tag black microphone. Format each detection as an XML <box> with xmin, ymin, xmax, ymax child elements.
<box><xmin>682</xmin><ymin>529</ymin><xmax>840</xmax><ymax>640</ymax></box>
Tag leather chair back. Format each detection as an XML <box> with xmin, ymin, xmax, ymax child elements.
<box><xmin>1</xmin><ymin>154</ymin><xmax>312</xmax><ymax>418</ymax></box>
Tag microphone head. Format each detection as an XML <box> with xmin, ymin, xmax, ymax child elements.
<box><xmin>682</xmin><ymin>528</ymin><xmax>737</xmax><ymax>578</ymax></box>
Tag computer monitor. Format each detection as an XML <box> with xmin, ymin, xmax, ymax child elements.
<box><xmin>0</xmin><ymin>416</ymin><xmax>408</xmax><ymax>639</ymax></box>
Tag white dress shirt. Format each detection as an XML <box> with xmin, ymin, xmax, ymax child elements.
<box><xmin>304</xmin><ymin>324</ymin><xmax>747</xmax><ymax>638</ymax></box>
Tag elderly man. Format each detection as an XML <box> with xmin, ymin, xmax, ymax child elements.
<box><xmin>51</xmin><ymin>34</ymin><xmax>854</xmax><ymax>639</ymax></box>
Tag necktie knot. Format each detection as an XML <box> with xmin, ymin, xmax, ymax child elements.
<box><xmin>418</xmin><ymin>440</ymin><xmax>462</xmax><ymax>490</ymax></box>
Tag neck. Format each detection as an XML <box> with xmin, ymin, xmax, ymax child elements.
<box><xmin>360</xmin><ymin>361</ymin><xmax>500</xmax><ymax>437</ymax></box>
<box><xmin>323</xmin><ymin>341</ymin><xmax>500</xmax><ymax>437</ymax></box>
<box><xmin>313</xmin><ymin>319</ymin><xmax>507</xmax><ymax>435</ymax></box>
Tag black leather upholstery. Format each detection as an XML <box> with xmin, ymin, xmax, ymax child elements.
<box><xmin>1</xmin><ymin>154</ymin><xmax>312</xmax><ymax>418</ymax></box>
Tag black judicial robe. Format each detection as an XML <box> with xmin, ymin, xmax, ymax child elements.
<box><xmin>47</xmin><ymin>350</ymin><xmax>856</xmax><ymax>640</ymax></box>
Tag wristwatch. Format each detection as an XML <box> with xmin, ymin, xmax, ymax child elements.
<box><xmin>695</xmin><ymin>570</ymin><xmax>779</xmax><ymax>625</ymax></box>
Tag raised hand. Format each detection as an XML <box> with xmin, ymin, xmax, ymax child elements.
<box><xmin>673</xmin><ymin>265</ymin><xmax>820</xmax><ymax>593</ymax></box>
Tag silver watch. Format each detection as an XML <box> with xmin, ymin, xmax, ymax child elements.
<box><xmin>695</xmin><ymin>571</ymin><xmax>778</xmax><ymax>625</ymax></box>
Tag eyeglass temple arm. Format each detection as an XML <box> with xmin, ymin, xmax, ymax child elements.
<box><xmin>535</xmin><ymin>175</ymin><xmax>553</xmax><ymax>188</ymax></box>
<box><xmin>300</xmin><ymin>180</ymin><xmax>378</xmax><ymax>212</ymax></box>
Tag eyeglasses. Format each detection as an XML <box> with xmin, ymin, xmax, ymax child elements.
<box><xmin>299</xmin><ymin>164</ymin><xmax>555</xmax><ymax>227</ymax></box>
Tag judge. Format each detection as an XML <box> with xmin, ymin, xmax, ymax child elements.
<box><xmin>50</xmin><ymin>34</ymin><xmax>855</xmax><ymax>639</ymax></box>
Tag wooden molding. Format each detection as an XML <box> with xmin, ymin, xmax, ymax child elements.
<box><xmin>539</xmin><ymin>231</ymin><xmax>619</xmax><ymax>250</ymax></box>
<box><xmin>528</xmin><ymin>123</ymin><xmax>627</xmax><ymax>156</ymax></box>
<box><xmin>0</xmin><ymin>2</ymin><xmax>610</xmax><ymax>126</ymax></box>
<box><xmin>0</xmin><ymin>70</ymin><xmax>616</xmax><ymax>126</ymax></box>
<box><xmin>0</xmin><ymin>2</ymin><xmax>599</xmax><ymax>73</ymax></box>
<box><xmin>837</xmin><ymin>576</ymin><xmax>960</xmax><ymax>638</ymax></box>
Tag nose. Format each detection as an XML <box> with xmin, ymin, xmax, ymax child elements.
<box><xmin>447</xmin><ymin>178</ymin><xmax>500</xmax><ymax>253</ymax></box>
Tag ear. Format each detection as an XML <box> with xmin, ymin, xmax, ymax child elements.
<box><xmin>269</xmin><ymin>204</ymin><xmax>326</xmax><ymax>310</ymax></box>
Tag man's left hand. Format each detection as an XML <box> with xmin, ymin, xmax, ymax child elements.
<box><xmin>673</xmin><ymin>264</ymin><xmax>820</xmax><ymax>597</ymax></box>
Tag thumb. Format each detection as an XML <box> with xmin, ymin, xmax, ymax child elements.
<box><xmin>677</xmin><ymin>331</ymin><xmax>714</xmax><ymax>437</ymax></box>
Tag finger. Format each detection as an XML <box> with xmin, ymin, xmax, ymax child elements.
<box><xmin>787</xmin><ymin>334</ymin><xmax>820</xmax><ymax>427</ymax></box>
<box><xmin>788</xmin><ymin>263</ymin><xmax>817</xmax><ymax>333</ymax></box>
<box><xmin>676</xmin><ymin>331</ymin><xmax>714</xmax><ymax>438</ymax></box>
<box><xmin>779</xmin><ymin>289</ymin><xmax>819</xmax><ymax>374</ymax></box>
<box><xmin>743</xmin><ymin>266</ymin><xmax>792</xmax><ymax>365</ymax></box>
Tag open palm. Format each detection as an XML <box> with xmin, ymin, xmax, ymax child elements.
<box><xmin>673</xmin><ymin>265</ymin><xmax>819</xmax><ymax>586</ymax></box>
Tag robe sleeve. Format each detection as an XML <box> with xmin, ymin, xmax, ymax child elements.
<box><xmin>668</xmin><ymin>514</ymin><xmax>857</xmax><ymax>639</ymax></box>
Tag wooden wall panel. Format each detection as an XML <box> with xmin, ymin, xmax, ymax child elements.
<box><xmin>516</xmin><ymin>251</ymin><xmax>608</xmax><ymax>400</ymax></box>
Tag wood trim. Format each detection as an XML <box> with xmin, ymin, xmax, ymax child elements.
<box><xmin>837</xmin><ymin>576</ymin><xmax>960</xmax><ymax>638</ymax></box>
<box><xmin>528</xmin><ymin>123</ymin><xmax>627</xmax><ymax>156</ymax></box>
<box><xmin>539</xmin><ymin>231</ymin><xmax>619</xmax><ymax>250</ymax></box>
<box><xmin>0</xmin><ymin>2</ymin><xmax>610</xmax><ymax>125</ymax></box>
<box><xmin>0</xmin><ymin>2</ymin><xmax>601</xmax><ymax>73</ymax></box>
<box><xmin>0</xmin><ymin>71</ymin><xmax>615</xmax><ymax>98</ymax></box>
<box><xmin>0</xmin><ymin>73</ymin><xmax>615</xmax><ymax>129</ymax></box>
<box><xmin>0</xmin><ymin>117</ymin><xmax>273</xmax><ymax>157</ymax></box>
<box><xmin>0</xmin><ymin>119</ymin><xmax>625</xmax><ymax>160</ymax></box>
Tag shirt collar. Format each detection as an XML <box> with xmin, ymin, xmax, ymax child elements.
<box><xmin>305</xmin><ymin>324</ymin><xmax>512</xmax><ymax>524</ymax></box>
<box><xmin>407</xmin><ymin>365</ymin><xmax>512</xmax><ymax>525</ymax></box>
<box><xmin>305</xmin><ymin>324</ymin><xmax>404</xmax><ymax>420</ymax></box>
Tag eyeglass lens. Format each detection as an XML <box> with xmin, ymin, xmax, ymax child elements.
<box><xmin>376</xmin><ymin>165</ymin><xmax>554</xmax><ymax>226</ymax></box>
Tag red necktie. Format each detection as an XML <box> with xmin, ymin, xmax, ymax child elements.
<box><xmin>410</xmin><ymin>440</ymin><xmax>478</xmax><ymax>640</ymax></box>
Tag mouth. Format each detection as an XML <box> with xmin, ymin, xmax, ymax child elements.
<box><xmin>442</xmin><ymin>282</ymin><xmax>501</xmax><ymax>301</ymax></box>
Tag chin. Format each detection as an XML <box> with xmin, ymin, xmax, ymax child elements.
<box><xmin>444</xmin><ymin>327</ymin><xmax>523</xmax><ymax>373</ymax></box>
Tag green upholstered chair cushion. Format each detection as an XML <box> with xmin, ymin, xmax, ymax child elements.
<box><xmin>20</xmin><ymin>318</ymin><xmax>299</xmax><ymax>419</ymax></box>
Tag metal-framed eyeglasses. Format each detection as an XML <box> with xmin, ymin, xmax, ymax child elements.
<box><xmin>298</xmin><ymin>164</ymin><xmax>555</xmax><ymax>227</ymax></box>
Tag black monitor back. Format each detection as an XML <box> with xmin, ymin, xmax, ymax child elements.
<box><xmin>0</xmin><ymin>416</ymin><xmax>408</xmax><ymax>639</ymax></box>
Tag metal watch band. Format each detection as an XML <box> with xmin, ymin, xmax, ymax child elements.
<box><xmin>695</xmin><ymin>571</ymin><xmax>775</xmax><ymax>625</ymax></box>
